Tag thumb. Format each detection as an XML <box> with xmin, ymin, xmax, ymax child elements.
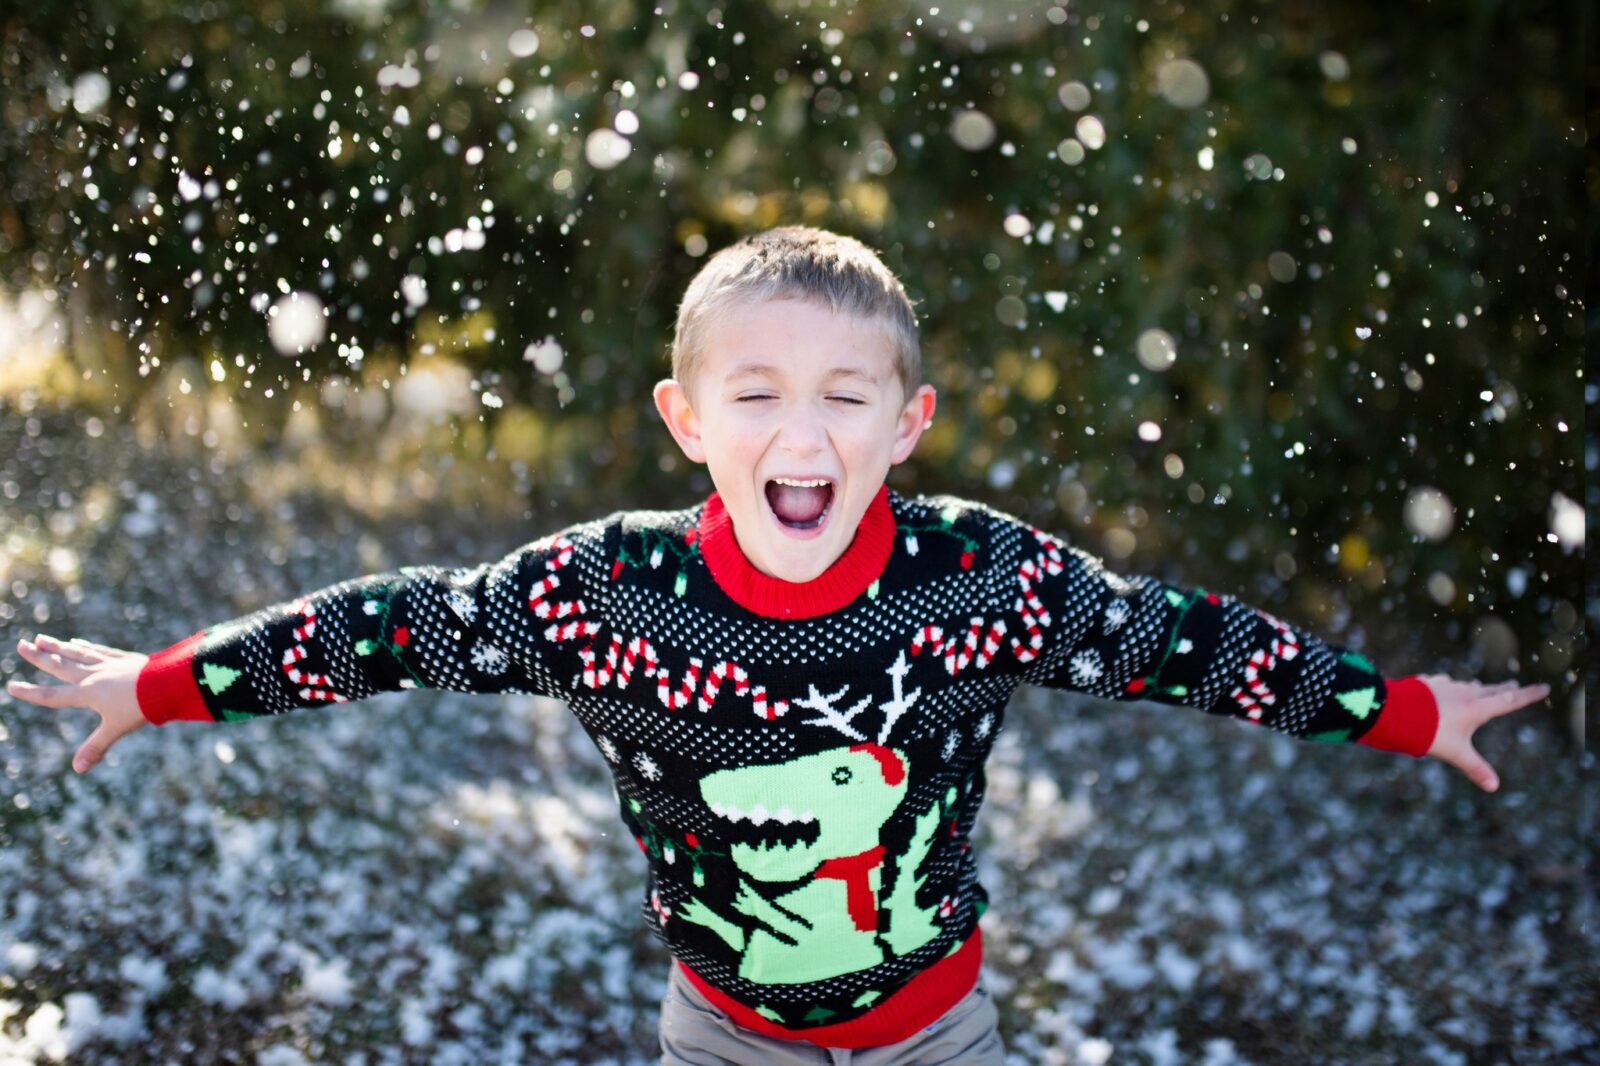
<box><xmin>73</xmin><ymin>725</ymin><xmax>118</xmax><ymax>774</ymax></box>
<box><xmin>1454</xmin><ymin>742</ymin><xmax>1500</xmax><ymax>793</ymax></box>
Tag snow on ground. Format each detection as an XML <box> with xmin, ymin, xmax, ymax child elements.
<box><xmin>0</xmin><ymin>406</ymin><xmax>1593</xmax><ymax>1064</ymax></box>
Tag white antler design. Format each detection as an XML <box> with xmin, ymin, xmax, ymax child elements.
<box><xmin>877</xmin><ymin>650</ymin><xmax>921</xmax><ymax>744</ymax></box>
<box><xmin>794</xmin><ymin>682</ymin><xmax>872</xmax><ymax>741</ymax></box>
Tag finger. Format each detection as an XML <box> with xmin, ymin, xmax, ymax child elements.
<box><xmin>15</xmin><ymin>641</ymin><xmax>89</xmax><ymax>683</ymax></box>
<box><xmin>1485</xmin><ymin>683</ymin><xmax>1551</xmax><ymax>715</ymax></box>
<box><xmin>1454</xmin><ymin>743</ymin><xmax>1500</xmax><ymax>793</ymax></box>
<box><xmin>73</xmin><ymin>724</ymin><xmax>118</xmax><ymax>774</ymax></box>
<box><xmin>68</xmin><ymin>638</ymin><xmax>122</xmax><ymax>657</ymax></box>
<box><xmin>5</xmin><ymin>678</ymin><xmax>80</xmax><ymax>709</ymax></box>
<box><xmin>33</xmin><ymin>634</ymin><xmax>100</xmax><ymax>664</ymax></box>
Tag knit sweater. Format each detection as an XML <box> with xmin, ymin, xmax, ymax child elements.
<box><xmin>136</xmin><ymin>487</ymin><xmax>1439</xmax><ymax>1047</ymax></box>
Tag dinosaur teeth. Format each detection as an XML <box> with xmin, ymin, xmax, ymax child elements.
<box><xmin>721</xmin><ymin>810</ymin><xmax>822</xmax><ymax>851</ymax></box>
<box><xmin>708</xmin><ymin>801</ymin><xmax>819</xmax><ymax>849</ymax></box>
<box><xmin>709</xmin><ymin>802</ymin><xmax>815</xmax><ymax>825</ymax></box>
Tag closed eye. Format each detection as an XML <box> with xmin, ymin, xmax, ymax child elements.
<box><xmin>829</xmin><ymin>396</ymin><xmax>867</xmax><ymax>406</ymax></box>
<box><xmin>735</xmin><ymin>394</ymin><xmax>777</xmax><ymax>403</ymax></box>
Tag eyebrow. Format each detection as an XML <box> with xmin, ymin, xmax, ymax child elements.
<box><xmin>727</xmin><ymin>362</ymin><xmax>880</xmax><ymax>385</ymax></box>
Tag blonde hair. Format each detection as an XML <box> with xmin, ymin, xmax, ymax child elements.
<box><xmin>670</xmin><ymin>227</ymin><xmax>922</xmax><ymax>400</ymax></box>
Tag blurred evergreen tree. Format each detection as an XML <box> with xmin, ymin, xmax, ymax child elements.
<box><xmin>0</xmin><ymin>0</ymin><xmax>1583</xmax><ymax>690</ymax></box>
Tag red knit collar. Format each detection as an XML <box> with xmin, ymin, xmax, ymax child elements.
<box><xmin>697</xmin><ymin>485</ymin><xmax>896</xmax><ymax>619</ymax></box>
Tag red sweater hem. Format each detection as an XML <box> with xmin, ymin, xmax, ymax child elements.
<box><xmin>135</xmin><ymin>631</ymin><xmax>214</xmax><ymax>724</ymax></box>
<box><xmin>678</xmin><ymin>927</ymin><xmax>983</xmax><ymax>1049</ymax></box>
<box><xmin>1358</xmin><ymin>675</ymin><xmax>1439</xmax><ymax>757</ymax></box>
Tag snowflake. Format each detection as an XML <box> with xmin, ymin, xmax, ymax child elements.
<box><xmin>1069</xmin><ymin>649</ymin><xmax>1104</xmax><ymax>687</ymax></box>
<box><xmin>1104</xmin><ymin>598</ymin><xmax>1131</xmax><ymax>633</ymax></box>
<box><xmin>974</xmin><ymin>711</ymin><xmax>994</xmax><ymax>740</ymax></box>
<box><xmin>469</xmin><ymin>640</ymin><xmax>508</xmax><ymax>675</ymax></box>
<box><xmin>635</xmin><ymin>752</ymin><xmax>661</xmax><ymax>781</ymax></box>
<box><xmin>942</xmin><ymin>730</ymin><xmax>960</xmax><ymax>761</ymax></box>
<box><xmin>444</xmin><ymin>589</ymin><xmax>477</xmax><ymax>624</ymax></box>
<box><xmin>597</xmin><ymin>736</ymin><xmax>618</xmax><ymax>762</ymax></box>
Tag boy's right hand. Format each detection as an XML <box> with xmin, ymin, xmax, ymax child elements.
<box><xmin>7</xmin><ymin>635</ymin><xmax>148</xmax><ymax>773</ymax></box>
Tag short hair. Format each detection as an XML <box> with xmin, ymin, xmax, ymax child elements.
<box><xmin>669</xmin><ymin>227</ymin><xmax>922</xmax><ymax>401</ymax></box>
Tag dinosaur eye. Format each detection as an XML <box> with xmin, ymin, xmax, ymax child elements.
<box><xmin>831</xmin><ymin>766</ymin><xmax>852</xmax><ymax>785</ymax></box>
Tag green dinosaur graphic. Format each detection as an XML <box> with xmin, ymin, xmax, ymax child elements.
<box><xmin>676</xmin><ymin>743</ymin><xmax>946</xmax><ymax>985</ymax></box>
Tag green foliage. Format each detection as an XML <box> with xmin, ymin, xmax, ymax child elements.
<box><xmin>0</xmin><ymin>0</ymin><xmax>1583</xmax><ymax>684</ymax></box>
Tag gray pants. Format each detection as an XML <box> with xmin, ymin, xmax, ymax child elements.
<box><xmin>658</xmin><ymin>964</ymin><xmax>1006</xmax><ymax>1065</ymax></box>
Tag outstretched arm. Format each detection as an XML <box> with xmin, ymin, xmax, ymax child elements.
<box><xmin>993</xmin><ymin>517</ymin><xmax>1548</xmax><ymax>792</ymax></box>
<box><xmin>6</xmin><ymin>518</ymin><xmax>615</xmax><ymax>773</ymax></box>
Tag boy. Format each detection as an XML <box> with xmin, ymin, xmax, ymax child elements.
<box><xmin>8</xmin><ymin>227</ymin><xmax>1548</xmax><ymax>1064</ymax></box>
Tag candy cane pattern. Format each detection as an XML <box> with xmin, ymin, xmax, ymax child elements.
<box><xmin>699</xmin><ymin>660</ymin><xmax>790</xmax><ymax>719</ymax></box>
<box><xmin>749</xmin><ymin>685</ymin><xmax>788</xmax><ymax>721</ymax></box>
<box><xmin>659</xmin><ymin>657</ymin><xmax>703</xmax><ymax>710</ymax></box>
<box><xmin>910</xmin><ymin>617</ymin><xmax>1007</xmax><ymax>675</ymax></box>
<box><xmin>529</xmin><ymin>532</ymin><xmax>607</xmax><ymax>687</ymax></box>
<box><xmin>544</xmin><ymin>619</ymin><xmax>602</xmax><ymax>644</ymax></box>
<box><xmin>910</xmin><ymin>625</ymin><xmax>944</xmax><ymax>659</ymax></box>
<box><xmin>281</xmin><ymin>597</ymin><xmax>347</xmax><ymax>703</ymax></box>
<box><xmin>528</xmin><ymin>532</ymin><xmax>788</xmax><ymax>719</ymax></box>
<box><xmin>1010</xmin><ymin>529</ymin><xmax>1066</xmax><ymax>664</ymax></box>
<box><xmin>1230</xmin><ymin>609</ymin><xmax>1303</xmax><ymax>721</ymax></box>
<box><xmin>580</xmin><ymin>633</ymin><xmax>660</xmax><ymax>689</ymax></box>
<box><xmin>542</xmin><ymin>619</ymin><xmax>786</xmax><ymax>718</ymax></box>
<box><xmin>527</xmin><ymin>535</ymin><xmax>585</xmax><ymax>620</ymax></box>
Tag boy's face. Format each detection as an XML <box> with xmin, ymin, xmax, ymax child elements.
<box><xmin>654</xmin><ymin>298</ymin><xmax>937</xmax><ymax>583</ymax></box>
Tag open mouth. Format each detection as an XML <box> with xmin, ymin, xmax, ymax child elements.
<box><xmin>764</xmin><ymin>477</ymin><xmax>834</xmax><ymax>531</ymax></box>
<box><xmin>710</xmin><ymin>801</ymin><xmax>822</xmax><ymax>852</ymax></box>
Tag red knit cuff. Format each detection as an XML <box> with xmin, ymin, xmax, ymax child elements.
<box><xmin>1357</xmin><ymin>675</ymin><xmax>1439</xmax><ymax>758</ymax></box>
<box><xmin>136</xmin><ymin>631</ymin><xmax>215</xmax><ymax>724</ymax></box>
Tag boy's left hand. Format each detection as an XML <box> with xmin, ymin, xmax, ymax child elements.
<box><xmin>1417</xmin><ymin>675</ymin><xmax>1550</xmax><ymax>793</ymax></box>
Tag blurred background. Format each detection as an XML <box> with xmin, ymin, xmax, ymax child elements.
<box><xmin>0</xmin><ymin>0</ymin><xmax>1587</xmax><ymax>687</ymax></box>
<box><xmin>0</xmin><ymin>1</ymin><xmax>1590</xmax><ymax>1062</ymax></box>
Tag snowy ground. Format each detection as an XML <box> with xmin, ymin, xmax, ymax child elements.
<box><xmin>0</xmin><ymin>404</ymin><xmax>1592</xmax><ymax>1065</ymax></box>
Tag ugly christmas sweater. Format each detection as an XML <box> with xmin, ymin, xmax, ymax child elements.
<box><xmin>136</xmin><ymin>487</ymin><xmax>1439</xmax><ymax>1048</ymax></box>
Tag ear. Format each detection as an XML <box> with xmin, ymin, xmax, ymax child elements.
<box><xmin>653</xmin><ymin>379</ymin><xmax>707</xmax><ymax>463</ymax></box>
<box><xmin>889</xmin><ymin>384</ymin><xmax>937</xmax><ymax>465</ymax></box>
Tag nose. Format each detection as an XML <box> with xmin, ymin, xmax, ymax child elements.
<box><xmin>776</xmin><ymin>405</ymin><xmax>827</xmax><ymax>458</ymax></box>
